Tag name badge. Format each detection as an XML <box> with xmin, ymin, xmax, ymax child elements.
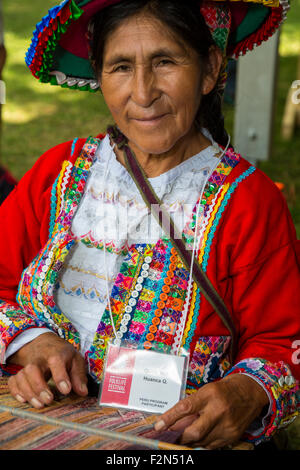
<box><xmin>99</xmin><ymin>343</ymin><xmax>188</xmax><ymax>414</ymax></box>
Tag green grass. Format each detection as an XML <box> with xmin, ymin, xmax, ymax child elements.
<box><xmin>0</xmin><ymin>0</ymin><xmax>299</xmax><ymax>449</ymax></box>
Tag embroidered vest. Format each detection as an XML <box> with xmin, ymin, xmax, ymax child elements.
<box><xmin>17</xmin><ymin>137</ymin><xmax>256</xmax><ymax>391</ymax></box>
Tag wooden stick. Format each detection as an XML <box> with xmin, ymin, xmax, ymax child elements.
<box><xmin>0</xmin><ymin>404</ymin><xmax>204</xmax><ymax>451</ymax></box>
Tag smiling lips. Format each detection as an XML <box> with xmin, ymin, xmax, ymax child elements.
<box><xmin>130</xmin><ymin>113</ymin><xmax>168</xmax><ymax>125</ymax></box>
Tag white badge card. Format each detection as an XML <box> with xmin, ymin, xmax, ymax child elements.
<box><xmin>99</xmin><ymin>343</ymin><xmax>188</xmax><ymax>414</ymax></box>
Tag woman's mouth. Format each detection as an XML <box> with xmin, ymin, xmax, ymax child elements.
<box><xmin>130</xmin><ymin>113</ymin><xmax>168</xmax><ymax>126</ymax></box>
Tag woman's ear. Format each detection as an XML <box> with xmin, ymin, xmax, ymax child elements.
<box><xmin>202</xmin><ymin>46</ymin><xmax>224</xmax><ymax>95</ymax></box>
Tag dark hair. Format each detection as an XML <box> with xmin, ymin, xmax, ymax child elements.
<box><xmin>89</xmin><ymin>0</ymin><xmax>229</xmax><ymax>147</ymax></box>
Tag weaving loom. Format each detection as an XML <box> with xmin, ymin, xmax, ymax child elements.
<box><xmin>0</xmin><ymin>377</ymin><xmax>190</xmax><ymax>450</ymax></box>
<box><xmin>0</xmin><ymin>377</ymin><xmax>254</xmax><ymax>450</ymax></box>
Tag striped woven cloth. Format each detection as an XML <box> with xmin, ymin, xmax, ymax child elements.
<box><xmin>0</xmin><ymin>377</ymin><xmax>182</xmax><ymax>450</ymax></box>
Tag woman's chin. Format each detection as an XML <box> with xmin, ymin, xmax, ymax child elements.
<box><xmin>128</xmin><ymin>136</ymin><xmax>178</xmax><ymax>157</ymax></box>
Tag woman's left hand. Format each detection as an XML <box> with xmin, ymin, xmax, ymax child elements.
<box><xmin>154</xmin><ymin>373</ymin><xmax>269</xmax><ymax>449</ymax></box>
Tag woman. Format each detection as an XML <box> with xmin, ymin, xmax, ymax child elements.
<box><xmin>0</xmin><ymin>0</ymin><xmax>299</xmax><ymax>450</ymax></box>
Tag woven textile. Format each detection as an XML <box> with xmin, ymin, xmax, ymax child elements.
<box><xmin>0</xmin><ymin>377</ymin><xmax>181</xmax><ymax>450</ymax></box>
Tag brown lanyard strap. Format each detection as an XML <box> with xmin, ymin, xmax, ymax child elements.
<box><xmin>120</xmin><ymin>142</ymin><xmax>238</xmax><ymax>365</ymax></box>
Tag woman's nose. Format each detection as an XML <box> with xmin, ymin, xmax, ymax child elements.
<box><xmin>131</xmin><ymin>66</ymin><xmax>160</xmax><ymax>107</ymax></box>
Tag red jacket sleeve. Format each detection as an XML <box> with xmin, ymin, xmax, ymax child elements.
<box><xmin>219</xmin><ymin>167</ymin><xmax>300</xmax><ymax>377</ymax></box>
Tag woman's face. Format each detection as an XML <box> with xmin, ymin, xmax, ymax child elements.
<box><xmin>100</xmin><ymin>14</ymin><xmax>211</xmax><ymax>156</ymax></box>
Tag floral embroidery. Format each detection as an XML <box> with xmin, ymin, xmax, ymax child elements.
<box><xmin>186</xmin><ymin>336</ymin><xmax>231</xmax><ymax>391</ymax></box>
<box><xmin>80</xmin><ymin>237</ymin><xmax>129</xmax><ymax>256</ymax></box>
<box><xmin>57</xmin><ymin>279</ymin><xmax>109</xmax><ymax>304</ymax></box>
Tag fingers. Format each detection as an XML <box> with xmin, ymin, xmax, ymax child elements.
<box><xmin>8</xmin><ymin>365</ymin><xmax>53</xmax><ymax>409</ymax></box>
<box><xmin>180</xmin><ymin>416</ymin><xmax>241</xmax><ymax>449</ymax></box>
<box><xmin>48</xmin><ymin>352</ymin><xmax>88</xmax><ymax>397</ymax></box>
<box><xmin>154</xmin><ymin>402</ymin><xmax>216</xmax><ymax>448</ymax></box>
<box><xmin>154</xmin><ymin>382</ymin><xmax>244</xmax><ymax>449</ymax></box>
<box><xmin>155</xmin><ymin>394</ymin><xmax>204</xmax><ymax>432</ymax></box>
<box><xmin>167</xmin><ymin>414</ymin><xmax>199</xmax><ymax>433</ymax></box>
<box><xmin>7</xmin><ymin>334</ymin><xmax>88</xmax><ymax>407</ymax></box>
<box><xmin>8</xmin><ymin>351</ymin><xmax>88</xmax><ymax>409</ymax></box>
<box><xmin>179</xmin><ymin>412</ymin><xmax>216</xmax><ymax>446</ymax></box>
<box><xmin>47</xmin><ymin>354</ymin><xmax>73</xmax><ymax>395</ymax></box>
<box><xmin>164</xmin><ymin>405</ymin><xmax>238</xmax><ymax>449</ymax></box>
<box><xmin>69</xmin><ymin>354</ymin><xmax>88</xmax><ymax>397</ymax></box>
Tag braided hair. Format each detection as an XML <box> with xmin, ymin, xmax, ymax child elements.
<box><xmin>89</xmin><ymin>0</ymin><xmax>230</xmax><ymax>148</ymax></box>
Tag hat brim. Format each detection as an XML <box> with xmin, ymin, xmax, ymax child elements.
<box><xmin>25</xmin><ymin>0</ymin><xmax>289</xmax><ymax>93</ymax></box>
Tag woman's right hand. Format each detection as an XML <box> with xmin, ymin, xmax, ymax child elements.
<box><xmin>7</xmin><ymin>332</ymin><xmax>88</xmax><ymax>409</ymax></box>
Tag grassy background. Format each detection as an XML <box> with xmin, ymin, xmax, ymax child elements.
<box><xmin>0</xmin><ymin>0</ymin><xmax>299</xmax><ymax>449</ymax></box>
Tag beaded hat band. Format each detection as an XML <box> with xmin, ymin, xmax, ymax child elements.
<box><xmin>25</xmin><ymin>0</ymin><xmax>289</xmax><ymax>93</ymax></box>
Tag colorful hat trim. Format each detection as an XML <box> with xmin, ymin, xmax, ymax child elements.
<box><xmin>26</xmin><ymin>1</ymin><xmax>99</xmax><ymax>92</ymax></box>
<box><xmin>230</xmin><ymin>3</ymin><xmax>286</xmax><ymax>56</ymax></box>
<box><xmin>25</xmin><ymin>0</ymin><xmax>290</xmax><ymax>93</ymax></box>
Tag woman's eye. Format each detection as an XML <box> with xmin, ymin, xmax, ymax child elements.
<box><xmin>114</xmin><ymin>64</ymin><xmax>131</xmax><ymax>72</ymax></box>
<box><xmin>156</xmin><ymin>59</ymin><xmax>173</xmax><ymax>67</ymax></box>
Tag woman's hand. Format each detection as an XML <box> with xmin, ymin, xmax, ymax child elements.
<box><xmin>7</xmin><ymin>332</ymin><xmax>88</xmax><ymax>409</ymax></box>
<box><xmin>154</xmin><ymin>373</ymin><xmax>269</xmax><ymax>449</ymax></box>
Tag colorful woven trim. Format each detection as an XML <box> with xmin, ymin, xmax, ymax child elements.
<box><xmin>80</xmin><ymin>238</ymin><xmax>129</xmax><ymax>257</ymax></box>
<box><xmin>49</xmin><ymin>160</ymin><xmax>73</xmax><ymax>236</ymax></box>
<box><xmin>0</xmin><ymin>301</ymin><xmax>47</xmax><ymax>365</ymax></box>
<box><xmin>225</xmin><ymin>358</ymin><xmax>299</xmax><ymax>445</ymax></box>
<box><xmin>180</xmin><ymin>165</ymin><xmax>256</xmax><ymax>367</ymax></box>
<box><xmin>230</xmin><ymin>0</ymin><xmax>289</xmax><ymax>58</ymax></box>
<box><xmin>156</xmin><ymin>148</ymin><xmax>238</xmax><ymax>346</ymax></box>
<box><xmin>16</xmin><ymin>137</ymin><xmax>99</xmax><ymax>350</ymax></box>
<box><xmin>85</xmin><ymin>147</ymin><xmax>241</xmax><ymax>384</ymax></box>
<box><xmin>186</xmin><ymin>335</ymin><xmax>232</xmax><ymax>392</ymax></box>
<box><xmin>0</xmin><ymin>363</ymin><xmax>22</xmax><ymax>377</ymax></box>
<box><xmin>25</xmin><ymin>0</ymin><xmax>99</xmax><ymax>92</ymax></box>
<box><xmin>214</xmin><ymin>0</ymin><xmax>281</xmax><ymax>5</ymax></box>
<box><xmin>200</xmin><ymin>2</ymin><xmax>231</xmax><ymax>54</ymax></box>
